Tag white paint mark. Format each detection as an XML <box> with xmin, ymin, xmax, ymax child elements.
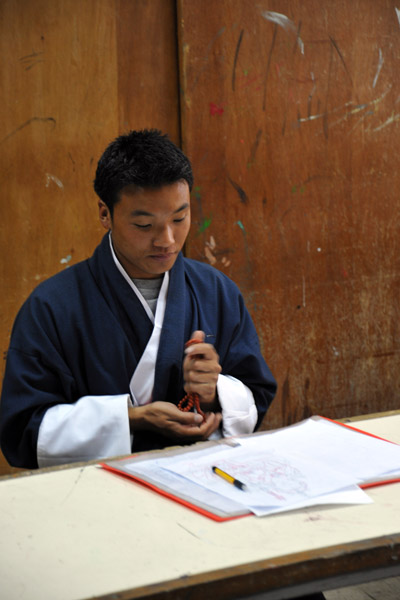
<box><xmin>302</xmin><ymin>102</ymin><xmax>369</xmax><ymax>126</ymax></box>
<box><xmin>299</xmin><ymin>99</ymin><xmax>356</xmax><ymax>123</ymax></box>
<box><xmin>372</xmin><ymin>112</ymin><xmax>400</xmax><ymax>132</ymax></box>
<box><xmin>372</xmin><ymin>48</ymin><xmax>384</xmax><ymax>88</ymax></box>
<box><xmin>204</xmin><ymin>246</ymin><xmax>217</xmax><ymax>265</ymax></box>
<box><xmin>299</xmin><ymin>86</ymin><xmax>392</xmax><ymax>130</ymax></box>
<box><xmin>347</xmin><ymin>111</ymin><xmax>374</xmax><ymax>135</ymax></box>
<box><xmin>329</xmin><ymin>104</ymin><xmax>369</xmax><ymax>128</ymax></box>
<box><xmin>332</xmin><ymin>346</ymin><xmax>340</xmax><ymax>357</ymax></box>
<box><xmin>261</xmin><ymin>10</ymin><xmax>295</xmax><ymax>31</ymax></box>
<box><xmin>206</xmin><ymin>235</ymin><xmax>216</xmax><ymax>250</ymax></box>
<box><xmin>60</xmin><ymin>254</ymin><xmax>72</xmax><ymax>266</ymax></box>
<box><xmin>302</xmin><ymin>275</ymin><xmax>306</xmax><ymax>307</ymax></box>
<box><xmin>45</xmin><ymin>173</ymin><xmax>64</xmax><ymax>189</ymax></box>
<box><xmin>299</xmin><ymin>113</ymin><xmax>323</xmax><ymax>123</ymax></box>
<box><xmin>370</xmin><ymin>85</ymin><xmax>392</xmax><ymax>106</ymax></box>
<box><xmin>309</xmin><ymin>71</ymin><xmax>316</xmax><ymax>96</ymax></box>
<box><xmin>317</xmin><ymin>247</ymin><xmax>322</xmax><ymax>252</ymax></box>
<box><xmin>260</xmin><ymin>10</ymin><xmax>304</xmax><ymax>54</ymax></box>
<box><xmin>395</xmin><ymin>7</ymin><xmax>400</xmax><ymax>27</ymax></box>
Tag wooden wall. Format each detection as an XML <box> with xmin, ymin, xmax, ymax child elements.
<box><xmin>1</xmin><ymin>0</ymin><xmax>399</xmax><ymax>472</ymax></box>
<box><xmin>179</xmin><ymin>0</ymin><xmax>400</xmax><ymax>429</ymax></box>
<box><xmin>0</xmin><ymin>0</ymin><xmax>179</xmax><ymax>474</ymax></box>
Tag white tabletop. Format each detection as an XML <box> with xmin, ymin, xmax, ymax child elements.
<box><xmin>1</xmin><ymin>414</ymin><xmax>399</xmax><ymax>600</ymax></box>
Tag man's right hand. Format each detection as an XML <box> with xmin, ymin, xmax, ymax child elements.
<box><xmin>128</xmin><ymin>401</ymin><xmax>222</xmax><ymax>443</ymax></box>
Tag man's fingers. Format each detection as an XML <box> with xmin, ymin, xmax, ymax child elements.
<box><xmin>171</xmin><ymin>411</ymin><xmax>203</xmax><ymax>425</ymax></box>
<box><xmin>190</xmin><ymin>330</ymin><xmax>205</xmax><ymax>342</ymax></box>
<box><xmin>170</xmin><ymin>412</ymin><xmax>222</xmax><ymax>441</ymax></box>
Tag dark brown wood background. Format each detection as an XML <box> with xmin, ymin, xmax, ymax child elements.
<box><xmin>179</xmin><ymin>0</ymin><xmax>400</xmax><ymax>429</ymax></box>
<box><xmin>1</xmin><ymin>0</ymin><xmax>399</xmax><ymax>472</ymax></box>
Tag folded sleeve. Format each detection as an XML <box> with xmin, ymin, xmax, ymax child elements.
<box><xmin>216</xmin><ymin>374</ymin><xmax>258</xmax><ymax>437</ymax></box>
<box><xmin>37</xmin><ymin>394</ymin><xmax>132</xmax><ymax>467</ymax></box>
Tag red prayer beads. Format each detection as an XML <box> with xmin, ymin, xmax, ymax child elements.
<box><xmin>178</xmin><ymin>339</ymin><xmax>205</xmax><ymax>418</ymax></box>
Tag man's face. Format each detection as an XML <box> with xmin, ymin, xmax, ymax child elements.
<box><xmin>98</xmin><ymin>180</ymin><xmax>191</xmax><ymax>279</ymax></box>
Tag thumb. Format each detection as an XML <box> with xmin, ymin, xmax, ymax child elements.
<box><xmin>190</xmin><ymin>330</ymin><xmax>205</xmax><ymax>342</ymax></box>
<box><xmin>178</xmin><ymin>409</ymin><xmax>204</xmax><ymax>424</ymax></box>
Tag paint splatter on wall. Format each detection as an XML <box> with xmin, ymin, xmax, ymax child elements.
<box><xmin>204</xmin><ymin>235</ymin><xmax>232</xmax><ymax>267</ymax></box>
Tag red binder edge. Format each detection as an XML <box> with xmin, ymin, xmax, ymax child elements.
<box><xmin>100</xmin><ymin>461</ymin><xmax>249</xmax><ymax>522</ymax></box>
<box><xmin>100</xmin><ymin>416</ymin><xmax>400</xmax><ymax>520</ymax></box>
<box><xmin>321</xmin><ymin>416</ymin><xmax>400</xmax><ymax>489</ymax></box>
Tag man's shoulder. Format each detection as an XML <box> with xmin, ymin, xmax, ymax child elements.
<box><xmin>28</xmin><ymin>235</ymin><xmax>108</xmax><ymax>303</ymax></box>
<box><xmin>8</xmin><ymin>260</ymin><xmax>92</xmax><ymax>339</ymax></box>
<box><xmin>181</xmin><ymin>256</ymin><xmax>240</xmax><ymax>292</ymax></box>
<box><xmin>25</xmin><ymin>259</ymin><xmax>90</xmax><ymax>307</ymax></box>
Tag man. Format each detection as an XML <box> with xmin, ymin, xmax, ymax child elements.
<box><xmin>0</xmin><ymin>129</ymin><xmax>277</xmax><ymax>469</ymax></box>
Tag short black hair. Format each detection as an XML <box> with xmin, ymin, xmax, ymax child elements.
<box><xmin>93</xmin><ymin>129</ymin><xmax>193</xmax><ymax>213</ymax></box>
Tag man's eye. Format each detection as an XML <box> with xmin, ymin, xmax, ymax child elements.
<box><xmin>174</xmin><ymin>216</ymin><xmax>186</xmax><ymax>223</ymax></box>
<box><xmin>134</xmin><ymin>223</ymin><xmax>151</xmax><ymax>229</ymax></box>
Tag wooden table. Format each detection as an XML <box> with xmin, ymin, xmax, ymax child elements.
<box><xmin>1</xmin><ymin>413</ymin><xmax>399</xmax><ymax>600</ymax></box>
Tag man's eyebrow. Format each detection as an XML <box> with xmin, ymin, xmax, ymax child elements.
<box><xmin>131</xmin><ymin>210</ymin><xmax>154</xmax><ymax>217</ymax></box>
<box><xmin>130</xmin><ymin>203</ymin><xmax>190</xmax><ymax>217</ymax></box>
<box><xmin>174</xmin><ymin>202</ymin><xmax>190</xmax><ymax>213</ymax></box>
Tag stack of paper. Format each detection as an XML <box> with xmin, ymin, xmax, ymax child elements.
<box><xmin>102</xmin><ymin>417</ymin><xmax>400</xmax><ymax>520</ymax></box>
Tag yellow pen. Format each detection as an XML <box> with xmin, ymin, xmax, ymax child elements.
<box><xmin>212</xmin><ymin>466</ymin><xmax>247</xmax><ymax>491</ymax></box>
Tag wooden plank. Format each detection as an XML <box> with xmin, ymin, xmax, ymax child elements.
<box><xmin>116</xmin><ymin>0</ymin><xmax>180</xmax><ymax>142</ymax></box>
<box><xmin>0</xmin><ymin>0</ymin><xmax>179</xmax><ymax>474</ymax></box>
<box><xmin>73</xmin><ymin>535</ymin><xmax>400</xmax><ymax>599</ymax></box>
<box><xmin>0</xmin><ymin>0</ymin><xmax>118</xmax><ymax>361</ymax></box>
<box><xmin>178</xmin><ymin>0</ymin><xmax>400</xmax><ymax>429</ymax></box>
<box><xmin>0</xmin><ymin>0</ymin><xmax>119</xmax><ymax>473</ymax></box>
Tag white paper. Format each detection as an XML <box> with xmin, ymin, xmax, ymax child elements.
<box><xmin>111</xmin><ymin>418</ymin><xmax>400</xmax><ymax>518</ymax></box>
<box><xmin>250</xmin><ymin>485</ymin><xmax>373</xmax><ymax>517</ymax></box>
<box><xmin>124</xmin><ymin>445</ymin><xmax>248</xmax><ymax>517</ymax></box>
<box><xmin>162</xmin><ymin>442</ymin><xmax>362</xmax><ymax>510</ymax></box>
<box><xmin>162</xmin><ymin>417</ymin><xmax>400</xmax><ymax>514</ymax></box>
<box><xmin>238</xmin><ymin>418</ymin><xmax>400</xmax><ymax>482</ymax></box>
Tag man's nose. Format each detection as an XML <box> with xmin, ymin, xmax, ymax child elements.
<box><xmin>154</xmin><ymin>225</ymin><xmax>174</xmax><ymax>246</ymax></box>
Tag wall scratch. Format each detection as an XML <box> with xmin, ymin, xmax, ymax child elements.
<box><xmin>1</xmin><ymin>117</ymin><xmax>56</xmax><ymax>144</ymax></box>
<box><xmin>262</xmin><ymin>23</ymin><xmax>277</xmax><ymax>111</ymax></box>
<box><xmin>372</xmin><ymin>48</ymin><xmax>384</xmax><ymax>88</ymax></box>
<box><xmin>329</xmin><ymin>35</ymin><xmax>353</xmax><ymax>89</ymax></box>
<box><xmin>232</xmin><ymin>28</ymin><xmax>244</xmax><ymax>91</ymax></box>
<box><xmin>228</xmin><ymin>176</ymin><xmax>248</xmax><ymax>203</ymax></box>
<box><xmin>261</xmin><ymin>11</ymin><xmax>304</xmax><ymax>54</ymax></box>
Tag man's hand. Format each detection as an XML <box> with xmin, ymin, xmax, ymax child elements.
<box><xmin>128</xmin><ymin>401</ymin><xmax>222</xmax><ymax>442</ymax></box>
<box><xmin>183</xmin><ymin>330</ymin><xmax>222</xmax><ymax>413</ymax></box>
<box><xmin>128</xmin><ymin>330</ymin><xmax>223</xmax><ymax>443</ymax></box>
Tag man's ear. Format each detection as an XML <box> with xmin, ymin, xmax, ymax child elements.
<box><xmin>98</xmin><ymin>201</ymin><xmax>112</xmax><ymax>230</ymax></box>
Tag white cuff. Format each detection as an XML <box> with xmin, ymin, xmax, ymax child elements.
<box><xmin>216</xmin><ymin>374</ymin><xmax>258</xmax><ymax>437</ymax></box>
<box><xmin>37</xmin><ymin>394</ymin><xmax>132</xmax><ymax>467</ymax></box>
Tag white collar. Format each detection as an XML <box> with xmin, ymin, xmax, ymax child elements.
<box><xmin>108</xmin><ymin>233</ymin><xmax>169</xmax><ymax>325</ymax></box>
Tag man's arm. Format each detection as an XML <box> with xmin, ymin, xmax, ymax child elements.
<box><xmin>0</xmin><ymin>343</ymin><xmax>134</xmax><ymax>468</ymax></box>
<box><xmin>182</xmin><ymin>330</ymin><xmax>259</xmax><ymax>438</ymax></box>
<box><xmin>36</xmin><ymin>394</ymin><xmax>132</xmax><ymax>467</ymax></box>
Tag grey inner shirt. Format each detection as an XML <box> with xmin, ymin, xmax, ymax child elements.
<box><xmin>132</xmin><ymin>276</ymin><xmax>164</xmax><ymax>315</ymax></box>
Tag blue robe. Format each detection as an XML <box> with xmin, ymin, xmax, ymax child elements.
<box><xmin>0</xmin><ymin>234</ymin><xmax>276</xmax><ymax>468</ymax></box>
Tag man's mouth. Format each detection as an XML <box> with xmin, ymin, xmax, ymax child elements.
<box><xmin>150</xmin><ymin>252</ymin><xmax>176</xmax><ymax>261</ymax></box>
